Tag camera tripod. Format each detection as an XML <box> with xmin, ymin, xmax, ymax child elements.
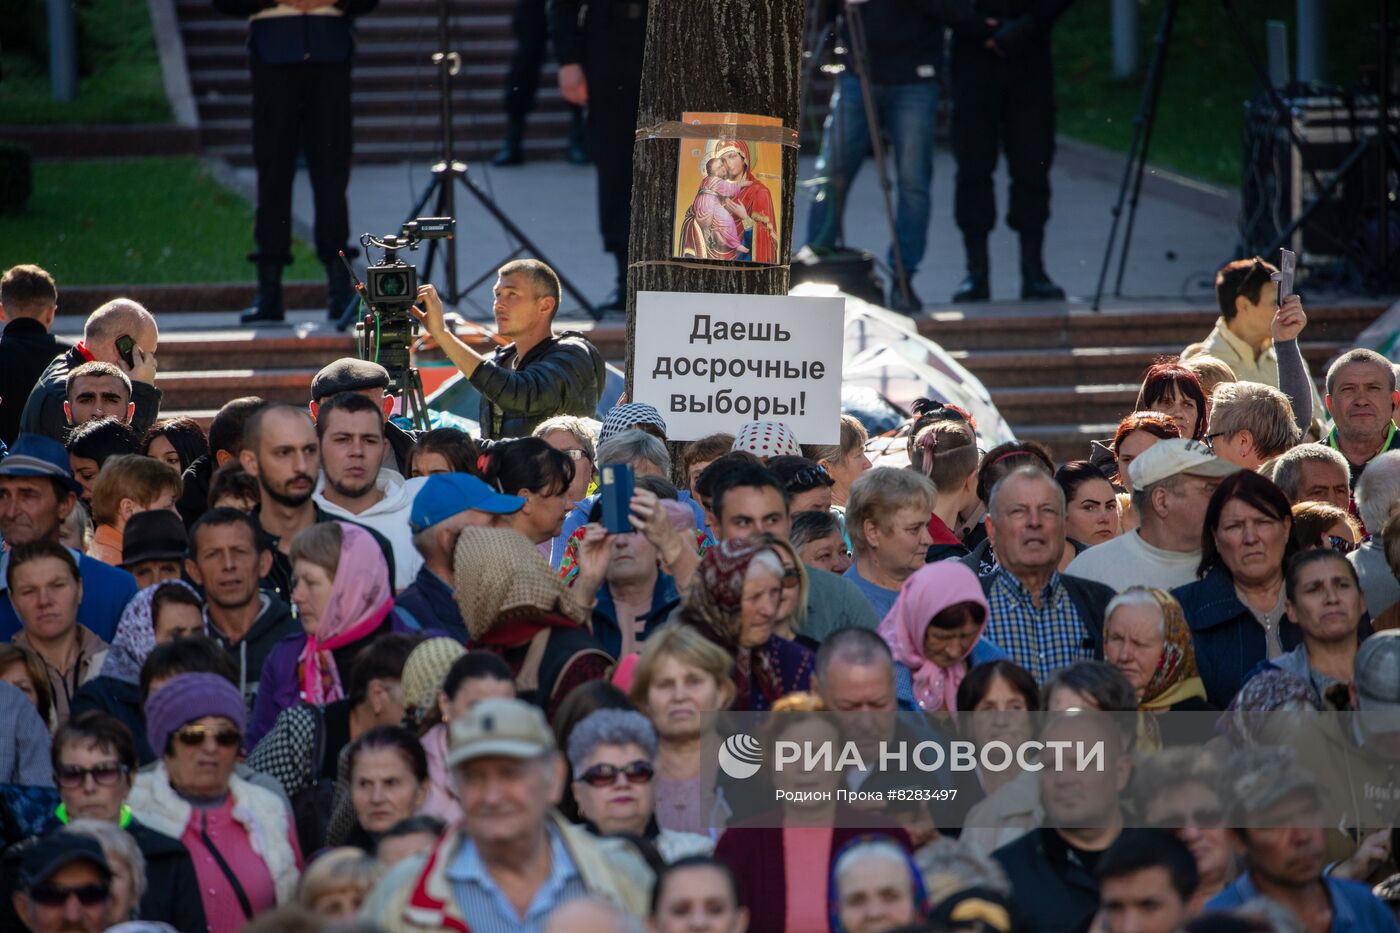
<box><xmin>801</xmin><ymin>0</ymin><xmax>913</xmax><ymax>309</ymax></box>
<box><xmin>1093</xmin><ymin>0</ymin><xmax>1399</xmax><ymax>309</ymax></box>
<box><xmin>405</xmin><ymin>0</ymin><xmax>599</xmax><ymax>321</ymax></box>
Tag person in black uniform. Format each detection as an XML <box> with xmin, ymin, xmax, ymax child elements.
<box><xmin>549</xmin><ymin>0</ymin><xmax>647</xmax><ymax>312</ymax></box>
<box><xmin>949</xmin><ymin>0</ymin><xmax>1073</xmax><ymax>304</ymax></box>
<box><xmin>490</xmin><ymin>0</ymin><xmax>590</xmax><ymax>166</ymax></box>
<box><xmin>216</xmin><ymin>0</ymin><xmax>378</xmax><ymax>325</ymax></box>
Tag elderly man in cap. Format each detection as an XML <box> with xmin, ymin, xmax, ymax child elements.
<box><xmin>12</xmin><ymin>831</ymin><xmax>113</xmax><ymax>933</ymax></box>
<box><xmin>118</xmin><ymin>509</ymin><xmax>188</xmax><ymax>590</ymax></box>
<box><xmin>395</xmin><ymin>473</ymin><xmax>525</xmax><ymax>640</ymax></box>
<box><xmin>0</xmin><ymin>434</ymin><xmax>138</xmax><ymax>642</ymax></box>
<box><xmin>362</xmin><ymin>697</ymin><xmax>651</xmax><ymax>930</ymax></box>
<box><xmin>1207</xmin><ymin>746</ymin><xmax>1396</xmax><ymax>926</ymax></box>
<box><xmin>311</xmin><ymin>357</ymin><xmax>417</xmax><ymax>473</ymax></box>
<box><xmin>1069</xmin><ymin>439</ymin><xmax>1240</xmax><ymax>592</ymax></box>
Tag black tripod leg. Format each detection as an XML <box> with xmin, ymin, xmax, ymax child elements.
<box><xmin>455</xmin><ymin>173</ymin><xmax>599</xmax><ymax>319</ymax></box>
<box><xmin>1093</xmin><ymin>0</ymin><xmax>1176</xmax><ymax>310</ymax></box>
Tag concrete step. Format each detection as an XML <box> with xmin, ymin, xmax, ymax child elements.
<box><xmin>949</xmin><ymin>340</ymin><xmax>1349</xmax><ymax>389</ymax></box>
<box><xmin>990</xmin><ymin>384</ymin><xmax>1142</xmax><ymax>427</ymax></box>
<box><xmin>919</xmin><ymin>300</ymin><xmax>1385</xmax><ymax>351</ymax></box>
<box><xmin>188</xmin><ymin>62</ymin><xmax>516</xmax><ymax>96</ymax></box>
<box><xmin>194</xmin><ymin>87</ymin><xmax>574</xmax><ymax>120</ymax></box>
<box><xmin>1014</xmin><ymin>424</ymin><xmax>1115</xmax><ymax>465</ymax></box>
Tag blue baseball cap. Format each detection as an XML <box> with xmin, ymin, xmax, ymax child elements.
<box><xmin>0</xmin><ymin>433</ymin><xmax>83</xmax><ymax>494</ymax></box>
<box><xmin>410</xmin><ymin>473</ymin><xmax>524</xmax><ymax>533</ymax></box>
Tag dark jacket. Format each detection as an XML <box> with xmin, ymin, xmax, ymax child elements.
<box><xmin>17</xmin><ymin>345</ymin><xmax>162</xmax><ymax>443</ymax></box>
<box><xmin>70</xmin><ymin>676</ymin><xmax>153</xmax><ymax>763</ymax></box>
<box><xmin>951</xmin><ymin>0</ymin><xmax>1073</xmax><ymax>63</ymax></box>
<box><xmin>976</xmin><ymin>570</ymin><xmax>1114</xmax><ymax>659</ymax></box>
<box><xmin>845</xmin><ymin>0</ymin><xmax>973</xmax><ymax>84</ymax></box>
<box><xmin>176</xmin><ymin>453</ymin><xmax>214</xmax><ymax>529</ymax></box>
<box><xmin>385</xmin><ymin>421</ymin><xmax>416</xmax><ymax>474</ymax></box>
<box><xmin>0</xmin><ymin>551</ymin><xmax>137</xmax><ymax>643</ymax></box>
<box><xmin>489</xmin><ymin>617</ymin><xmax>614</xmax><ymax>720</ymax></box>
<box><xmin>213</xmin><ymin>0</ymin><xmax>378</xmax><ymax>64</ymax></box>
<box><xmin>204</xmin><ymin>592</ymin><xmax>300</xmax><ymax>714</ymax></box>
<box><xmin>128</xmin><ymin>818</ymin><xmax>208</xmax><ymax>932</ymax></box>
<box><xmin>714</xmin><ymin>813</ymin><xmax>910</xmax><ymax>933</ymax></box>
<box><xmin>1173</xmin><ymin>567</ymin><xmax>1303</xmax><ymax>709</ymax></box>
<box><xmin>469</xmin><ymin>332</ymin><xmax>605</xmax><ymax>440</ymax></box>
<box><xmin>394</xmin><ymin>566</ymin><xmax>467</xmax><ymax>643</ymax></box>
<box><xmin>0</xmin><ymin>318</ymin><xmax>69</xmax><ymax>445</ymax></box>
<box><xmin>589</xmin><ymin>572</ymin><xmax>681</xmax><ymax>658</ymax></box>
<box><xmin>991</xmin><ymin>827</ymin><xmax>1103</xmax><ymax>933</ymax></box>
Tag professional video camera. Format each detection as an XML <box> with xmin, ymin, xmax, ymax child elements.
<box><xmin>347</xmin><ymin>216</ymin><xmax>456</xmax><ymax>430</ymax></box>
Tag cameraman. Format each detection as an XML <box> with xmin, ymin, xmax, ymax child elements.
<box><xmin>412</xmin><ymin>260</ymin><xmax>605</xmax><ymax>440</ymax></box>
<box><xmin>801</xmin><ymin>0</ymin><xmax>973</xmax><ymax>313</ymax></box>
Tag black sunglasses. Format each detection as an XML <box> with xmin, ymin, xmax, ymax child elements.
<box><xmin>785</xmin><ymin>465</ymin><xmax>832</xmax><ymax>490</ymax></box>
<box><xmin>55</xmin><ymin>763</ymin><xmax>128</xmax><ymax>789</ymax></box>
<box><xmin>175</xmin><ymin>726</ymin><xmax>242</xmax><ymax>749</ymax></box>
<box><xmin>28</xmin><ymin>882</ymin><xmax>110</xmax><ymax>907</ymax></box>
<box><xmin>1327</xmin><ymin>535</ymin><xmax>1357</xmax><ymax>555</ymax></box>
<box><xmin>781</xmin><ymin>566</ymin><xmax>801</xmax><ymax>589</ymax></box>
<box><xmin>576</xmin><ymin>760</ymin><xmax>655</xmax><ymax>788</ymax></box>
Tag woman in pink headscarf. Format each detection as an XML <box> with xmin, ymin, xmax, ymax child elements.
<box><xmin>877</xmin><ymin>561</ymin><xmax>1006</xmax><ymax>717</ymax></box>
<box><xmin>249</xmin><ymin>522</ymin><xmax>410</xmax><ymax>746</ymax></box>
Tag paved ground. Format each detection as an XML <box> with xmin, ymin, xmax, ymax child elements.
<box><xmin>226</xmin><ymin>138</ymin><xmax>1242</xmax><ymax>325</ymax></box>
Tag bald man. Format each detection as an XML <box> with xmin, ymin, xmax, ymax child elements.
<box><xmin>19</xmin><ymin>298</ymin><xmax>161</xmax><ymax>442</ymax></box>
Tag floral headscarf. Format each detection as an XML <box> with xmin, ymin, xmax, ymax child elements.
<box><xmin>679</xmin><ymin>537</ymin><xmax>786</xmax><ymax>708</ymax></box>
<box><xmin>100</xmin><ymin>580</ymin><xmax>203</xmax><ymax>685</ymax></box>
<box><xmin>1117</xmin><ymin>587</ymin><xmax>1207</xmax><ymax>711</ymax></box>
<box><xmin>1219</xmin><ymin>669</ymin><xmax>1318</xmax><ymax>747</ymax></box>
<box><xmin>827</xmin><ymin>835</ymin><xmax>927</xmax><ymax>933</ymax></box>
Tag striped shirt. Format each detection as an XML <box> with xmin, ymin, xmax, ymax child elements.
<box><xmin>446</xmin><ymin>825</ymin><xmax>589</xmax><ymax>932</ymax></box>
<box><xmin>984</xmin><ymin>568</ymin><xmax>1094</xmax><ymax>682</ymax></box>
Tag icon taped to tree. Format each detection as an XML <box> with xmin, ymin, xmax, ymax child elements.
<box><xmin>672</xmin><ymin>112</ymin><xmax>784</xmax><ymax>264</ymax></box>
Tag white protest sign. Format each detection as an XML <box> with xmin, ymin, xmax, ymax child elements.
<box><xmin>632</xmin><ymin>291</ymin><xmax>845</xmax><ymax>444</ymax></box>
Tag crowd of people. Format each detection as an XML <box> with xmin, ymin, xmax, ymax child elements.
<box><xmin>0</xmin><ymin>252</ymin><xmax>1399</xmax><ymax>933</ymax></box>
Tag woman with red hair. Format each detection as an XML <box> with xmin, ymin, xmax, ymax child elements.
<box><xmin>1112</xmin><ymin>411</ymin><xmax>1181</xmax><ymax>492</ymax></box>
<box><xmin>1136</xmin><ymin>362</ymin><xmax>1209</xmax><ymax>441</ymax></box>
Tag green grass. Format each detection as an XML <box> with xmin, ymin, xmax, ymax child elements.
<box><xmin>1054</xmin><ymin>1</ymin><xmax>1376</xmax><ymax>185</ymax></box>
<box><xmin>0</xmin><ymin>0</ymin><xmax>170</xmax><ymax>124</ymax></box>
<box><xmin>0</xmin><ymin>158</ymin><xmax>320</xmax><ymax>285</ymax></box>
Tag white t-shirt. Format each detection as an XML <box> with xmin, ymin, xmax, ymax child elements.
<box><xmin>1066</xmin><ymin>530</ymin><xmax>1200</xmax><ymax>593</ymax></box>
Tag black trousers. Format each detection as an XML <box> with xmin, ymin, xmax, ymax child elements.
<box><xmin>504</xmin><ymin>0</ymin><xmax>549</xmax><ymax>121</ymax></box>
<box><xmin>250</xmin><ymin>54</ymin><xmax>353</xmax><ymax>267</ymax></box>
<box><xmin>584</xmin><ymin>69</ymin><xmax>642</xmax><ymax>256</ymax></box>
<box><xmin>950</xmin><ymin>50</ymin><xmax>1056</xmax><ymax>241</ymax></box>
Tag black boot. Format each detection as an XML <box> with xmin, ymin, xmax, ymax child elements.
<box><xmin>567</xmin><ymin>108</ymin><xmax>591</xmax><ymax>165</ymax></box>
<box><xmin>326</xmin><ymin>259</ymin><xmax>355</xmax><ymax>322</ymax></box>
<box><xmin>491</xmin><ymin>119</ymin><xmax>525</xmax><ymax>166</ymax></box>
<box><xmin>240</xmin><ymin>263</ymin><xmax>285</xmax><ymax>324</ymax></box>
<box><xmin>951</xmin><ymin>236</ymin><xmax>990</xmax><ymax>303</ymax></box>
<box><xmin>1019</xmin><ymin>230</ymin><xmax>1066</xmax><ymax>301</ymax></box>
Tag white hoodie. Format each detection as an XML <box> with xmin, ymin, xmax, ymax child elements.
<box><xmin>313</xmin><ymin>470</ymin><xmax>423</xmax><ymax>591</ymax></box>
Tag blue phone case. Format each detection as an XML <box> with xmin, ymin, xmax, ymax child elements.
<box><xmin>601</xmin><ymin>463</ymin><xmax>635</xmax><ymax>534</ymax></box>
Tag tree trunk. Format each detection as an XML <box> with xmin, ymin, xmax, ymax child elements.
<box><xmin>624</xmin><ymin>0</ymin><xmax>808</xmax><ymax>393</ymax></box>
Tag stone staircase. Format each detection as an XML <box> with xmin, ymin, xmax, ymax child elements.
<box><xmin>63</xmin><ymin>297</ymin><xmax>1389</xmax><ymax>462</ymax></box>
<box><xmin>176</xmin><ymin>0</ymin><xmax>832</xmax><ymax>165</ymax></box>
<box><xmin>180</xmin><ymin>0</ymin><xmax>573</xmax><ymax>165</ymax></box>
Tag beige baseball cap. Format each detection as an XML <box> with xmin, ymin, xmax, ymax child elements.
<box><xmin>447</xmin><ymin>697</ymin><xmax>556</xmax><ymax>767</ymax></box>
<box><xmin>1128</xmin><ymin>438</ymin><xmax>1241</xmax><ymax>489</ymax></box>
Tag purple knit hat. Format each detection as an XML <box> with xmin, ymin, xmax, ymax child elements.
<box><xmin>144</xmin><ymin>672</ymin><xmax>247</xmax><ymax>757</ymax></box>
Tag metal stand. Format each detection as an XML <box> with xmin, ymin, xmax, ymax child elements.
<box><xmin>1094</xmin><ymin>0</ymin><xmax>1400</xmax><ymax>307</ymax></box>
<box><xmin>1092</xmin><ymin>0</ymin><xmax>1177</xmax><ymax>311</ymax></box>
<box><xmin>402</xmin><ymin>0</ymin><xmax>599</xmax><ymax>320</ymax></box>
<box><xmin>802</xmin><ymin>0</ymin><xmax>912</xmax><ymax>307</ymax></box>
